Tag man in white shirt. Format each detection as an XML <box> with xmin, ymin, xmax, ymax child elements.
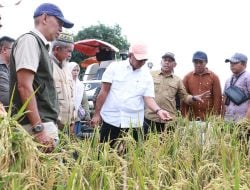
<box><xmin>91</xmin><ymin>43</ymin><xmax>172</xmax><ymax>145</ymax></box>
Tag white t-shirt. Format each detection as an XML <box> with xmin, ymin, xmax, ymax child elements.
<box><xmin>101</xmin><ymin>60</ymin><xmax>154</xmax><ymax>128</ymax></box>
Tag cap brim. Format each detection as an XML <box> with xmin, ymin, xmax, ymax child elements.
<box><xmin>134</xmin><ymin>54</ymin><xmax>148</xmax><ymax>60</ymax></box>
<box><xmin>193</xmin><ymin>58</ymin><xmax>204</xmax><ymax>61</ymax></box>
<box><xmin>162</xmin><ymin>55</ymin><xmax>175</xmax><ymax>61</ymax></box>
<box><xmin>57</xmin><ymin>16</ymin><xmax>74</xmax><ymax>28</ymax></box>
<box><xmin>225</xmin><ymin>58</ymin><xmax>239</xmax><ymax>63</ymax></box>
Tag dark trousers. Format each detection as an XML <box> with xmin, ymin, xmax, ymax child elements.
<box><xmin>74</xmin><ymin>121</ymin><xmax>82</xmax><ymax>135</ymax></box>
<box><xmin>100</xmin><ymin>121</ymin><xmax>142</xmax><ymax>147</ymax></box>
<box><xmin>143</xmin><ymin>118</ymin><xmax>165</xmax><ymax>136</ymax></box>
<box><xmin>143</xmin><ymin>117</ymin><xmax>175</xmax><ymax>138</ymax></box>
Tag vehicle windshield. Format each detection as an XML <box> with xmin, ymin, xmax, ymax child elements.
<box><xmin>93</xmin><ymin>68</ymin><xmax>106</xmax><ymax>80</ymax></box>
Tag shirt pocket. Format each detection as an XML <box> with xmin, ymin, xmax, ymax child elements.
<box><xmin>112</xmin><ymin>78</ymin><xmax>126</xmax><ymax>91</ymax></box>
<box><xmin>55</xmin><ymin>80</ymin><xmax>64</xmax><ymax>100</ymax></box>
<box><xmin>135</xmin><ymin>81</ymin><xmax>147</xmax><ymax>95</ymax></box>
<box><xmin>163</xmin><ymin>83</ymin><xmax>178</xmax><ymax>101</ymax></box>
<box><xmin>154</xmin><ymin>79</ymin><xmax>161</xmax><ymax>94</ymax></box>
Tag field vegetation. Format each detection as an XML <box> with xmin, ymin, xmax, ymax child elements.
<box><xmin>0</xmin><ymin>114</ymin><xmax>249</xmax><ymax>189</ymax></box>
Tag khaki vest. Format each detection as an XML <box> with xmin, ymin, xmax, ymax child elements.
<box><xmin>52</xmin><ymin>61</ymin><xmax>75</xmax><ymax>127</ymax></box>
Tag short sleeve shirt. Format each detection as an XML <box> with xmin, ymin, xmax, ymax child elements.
<box><xmin>14</xmin><ymin>29</ymin><xmax>49</xmax><ymax>72</ymax></box>
<box><xmin>101</xmin><ymin>61</ymin><xmax>154</xmax><ymax>128</ymax></box>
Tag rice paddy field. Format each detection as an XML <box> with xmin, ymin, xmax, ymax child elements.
<box><xmin>0</xmin><ymin>115</ymin><xmax>249</xmax><ymax>190</ymax></box>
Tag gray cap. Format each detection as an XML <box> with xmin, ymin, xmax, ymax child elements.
<box><xmin>162</xmin><ymin>52</ymin><xmax>175</xmax><ymax>61</ymax></box>
<box><xmin>225</xmin><ymin>53</ymin><xmax>248</xmax><ymax>63</ymax></box>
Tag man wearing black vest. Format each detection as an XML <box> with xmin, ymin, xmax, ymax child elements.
<box><xmin>9</xmin><ymin>3</ymin><xmax>74</xmax><ymax>152</ymax></box>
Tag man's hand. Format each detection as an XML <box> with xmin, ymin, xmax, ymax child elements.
<box><xmin>193</xmin><ymin>90</ymin><xmax>211</xmax><ymax>103</ymax></box>
<box><xmin>157</xmin><ymin>109</ymin><xmax>173</xmax><ymax>121</ymax></box>
<box><xmin>90</xmin><ymin>113</ymin><xmax>101</xmax><ymax>128</ymax></box>
<box><xmin>0</xmin><ymin>102</ymin><xmax>7</xmax><ymax>117</ymax></box>
<box><xmin>34</xmin><ymin>130</ymin><xmax>56</xmax><ymax>153</ymax></box>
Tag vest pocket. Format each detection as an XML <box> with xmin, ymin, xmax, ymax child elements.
<box><xmin>55</xmin><ymin>81</ymin><xmax>64</xmax><ymax>100</ymax></box>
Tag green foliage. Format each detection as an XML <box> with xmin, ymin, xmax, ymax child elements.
<box><xmin>75</xmin><ymin>23</ymin><xmax>129</xmax><ymax>50</ymax></box>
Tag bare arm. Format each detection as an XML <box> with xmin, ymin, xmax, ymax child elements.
<box><xmin>144</xmin><ymin>96</ymin><xmax>161</xmax><ymax>112</ymax></box>
<box><xmin>144</xmin><ymin>96</ymin><xmax>172</xmax><ymax>121</ymax></box>
<box><xmin>17</xmin><ymin>69</ymin><xmax>41</xmax><ymax>126</ymax></box>
<box><xmin>91</xmin><ymin>82</ymin><xmax>111</xmax><ymax>127</ymax></box>
<box><xmin>0</xmin><ymin>102</ymin><xmax>7</xmax><ymax>117</ymax></box>
<box><xmin>17</xmin><ymin>69</ymin><xmax>56</xmax><ymax>151</ymax></box>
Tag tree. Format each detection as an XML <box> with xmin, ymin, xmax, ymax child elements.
<box><xmin>71</xmin><ymin>23</ymin><xmax>130</xmax><ymax>64</ymax></box>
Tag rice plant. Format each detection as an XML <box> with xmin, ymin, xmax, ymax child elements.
<box><xmin>0</xmin><ymin>112</ymin><xmax>249</xmax><ymax>189</ymax></box>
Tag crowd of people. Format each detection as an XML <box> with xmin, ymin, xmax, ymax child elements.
<box><xmin>0</xmin><ymin>3</ymin><xmax>249</xmax><ymax>152</ymax></box>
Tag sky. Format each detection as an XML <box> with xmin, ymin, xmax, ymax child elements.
<box><xmin>1</xmin><ymin>0</ymin><xmax>250</xmax><ymax>87</ymax></box>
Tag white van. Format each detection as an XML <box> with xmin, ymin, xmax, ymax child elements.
<box><xmin>82</xmin><ymin>60</ymin><xmax>114</xmax><ymax>109</ymax></box>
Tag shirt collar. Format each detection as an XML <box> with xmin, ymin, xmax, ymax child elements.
<box><xmin>193</xmin><ymin>67</ymin><xmax>211</xmax><ymax>75</ymax></box>
<box><xmin>159</xmin><ymin>70</ymin><xmax>174</xmax><ymax>78</ymax></box>
<box><xmin>125</xmin><ymin>60</ymin><xmax>143</xmax><ymax>71</ymax></box>
<box><xmin>50</xmin><ymin>54</ymin><xmax>62</xmax><ymax>68</ymax></box>
<box><xmin>233</xmin><ymin>70</ymin><xmax>246</xmax><ymax>78</ymax></box>
<box><xmin>31</xmin><ymin>28</ymin><xmax>50</xmax><ymax>50</ymax></box>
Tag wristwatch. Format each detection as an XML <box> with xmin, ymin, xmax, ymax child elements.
<box><xmin>192</xmin><ymin>96</ymin><xmax>197</xmax><ymax>101</ymax></box>
<box><xmin>155</xmin><ymin>108</ymin><xmax>162</xmax><ymax>114</ymax></box>
<box><xmin>32</xmin><ymin>124</ymin><xmax>44</xmax><ymax>134</ymax></box>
